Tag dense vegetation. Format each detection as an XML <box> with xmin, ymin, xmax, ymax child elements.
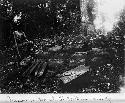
<box><xmin>0</xmin><ymin>0</ymin><xmax>124</xmax><ymax>93</ymax></box>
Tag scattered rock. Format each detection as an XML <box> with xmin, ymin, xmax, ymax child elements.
<box><xmin>58</xmin><ymin>65</ymin><xmax>89</xmax><ymax>84</ymax></box>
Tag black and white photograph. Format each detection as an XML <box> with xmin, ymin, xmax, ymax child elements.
<box><xmin>0</xmin><ymin>0</ymin><xmax>125</xmax><ymax>95</ymax></box>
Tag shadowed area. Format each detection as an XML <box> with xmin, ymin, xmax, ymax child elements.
<box><xmin>0</xmin><ymin>0</ymin><xmax>124</xmax><ymax>93</ymax></box>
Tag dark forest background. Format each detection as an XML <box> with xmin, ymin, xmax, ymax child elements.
<box><xmin>0</xmin><ymin>0</ymin><xmax>81</xmax><ymax>48</ymax></box>
<box><xmin>0</xmin><ymin>0</ymin><xmax>124</xmax><ymax>93</ymax></box>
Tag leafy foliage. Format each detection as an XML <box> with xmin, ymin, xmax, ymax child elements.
<box><xmin>0</xmin><ymin>0</ymin><xmax>124</xmax><ymax>93</ymax></box>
